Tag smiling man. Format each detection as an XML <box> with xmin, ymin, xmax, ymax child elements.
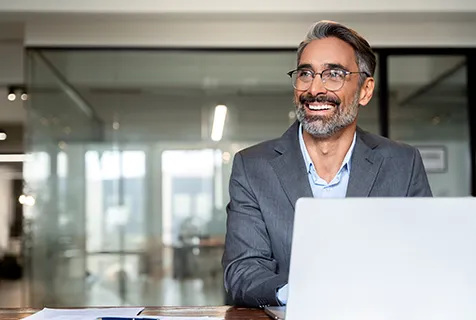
<box><xmin>222</xmin><ymin>20</ymin><xmax>433</xmax><ymax>308</ymax></box>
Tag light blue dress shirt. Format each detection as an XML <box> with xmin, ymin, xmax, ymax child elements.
<box><xmin>277</xmin><ymin>124</ymin><xmax>356</xmax><ymax>305</ymax></box>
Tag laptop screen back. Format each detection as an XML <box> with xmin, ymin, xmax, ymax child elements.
<box><xmin>285</xmin><ymin>198</ymin><xmax>476</xmax><ymax>320</ymax></box>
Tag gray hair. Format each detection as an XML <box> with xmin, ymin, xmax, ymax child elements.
<box><xmin>297</xmin><ymin>20</ymin><xmax>376</xmax><ymax>85</ymax></box>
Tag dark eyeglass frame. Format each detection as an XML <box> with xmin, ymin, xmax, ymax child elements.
<box><xmin>287</xmin><ymin>68</ymin><xmax>371</xmax><ymax>92</ymax></box>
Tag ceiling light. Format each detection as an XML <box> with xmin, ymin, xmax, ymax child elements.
<box><xmin>0</xmin><ymin>154</ymin><xmax>26</xmax><ymax>162</ymax></box>
<box><xmin>7</xmin><ymin>85</ymin><xmax>27</xmax><ymax>102</ymax></box>
<box><xmin>0</xmin><ymin>132</ymin><xmax>6</xmax><ymax>141</ymax></box>
<box><xmin>19</xmin><ymin>195</ymin><xmax>35</xmax><ymax>206</ymax></box>
<box><xmin>211</xmin><ymin>105</ymin><xmax>227</xmax><ymax>142</ymax></box>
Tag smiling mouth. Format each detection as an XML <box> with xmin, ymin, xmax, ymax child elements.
<box><xmin>306</xmin><ymin>102</ymin><xmax>336</xmax><ymax>111</ymax></box>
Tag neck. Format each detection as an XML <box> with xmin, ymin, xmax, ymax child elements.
<box><xmin>303</xmin><ymin>123</ymin><xmax>356</xmax><ymax>183</ymax></box>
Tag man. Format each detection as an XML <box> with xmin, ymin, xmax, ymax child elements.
<box><xmin>222</xmin><ymin>20</ymin><xmax>432</xmax><ymax>308</ymax></box>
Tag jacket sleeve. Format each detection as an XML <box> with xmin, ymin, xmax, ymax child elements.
<box><xmin>407</xmin><ymin>148</ymin><xmax>433</xmax><ymax>197</ymax></box>
<box><xmin>222</xmin><ymin>152</ymin><xmax>287</xmax><ymax>308</ymax></box>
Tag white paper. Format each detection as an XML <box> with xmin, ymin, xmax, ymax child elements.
<box><xmin>82</xmin><ymin>317</ymin><xmax>223</xmax><ymax>320</ymax></box>
<box><xmin>22</xmin><ymin>307</ymin><xmax>145</xmax><ymax>320</ymax></box>
<box><xmin>131</xmin><ymin>318</ymin><xmax>223</xmax><ymax>320</ymax></box>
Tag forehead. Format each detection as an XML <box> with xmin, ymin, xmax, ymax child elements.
<box><xmin>299</xmin><ymin>37</ymin><xmax>357</xmax><ymax>70</ymax></box>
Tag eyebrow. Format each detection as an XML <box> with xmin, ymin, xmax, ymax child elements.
<box><xmin>296</xmin><ymin>63</ymin><xmax>349</xmax><ymax>72</ymax></box>
<box><xmin>324</xmin><ymin>63</ymin><xmax>348</xmax><ymax>71</ymax></box>
<box><xmin>296</xmin><ymin>63</ymin><xmax>313</xmax><ymax>70</ymax></box>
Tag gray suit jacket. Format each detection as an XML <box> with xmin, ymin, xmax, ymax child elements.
<box><xmin>222</xmin><ymin>121</ymin><xmax>432</xmax><ymax>308</ymax></box>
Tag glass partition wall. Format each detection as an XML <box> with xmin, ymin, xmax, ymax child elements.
<box><xmin>388</xmin><ymin>55</ymin><xmax>470</xmax><ymax>197</ymax></box>
<box><xmin>23</xmin><ymin>48</ymin><xmax>475</xmax><ymax>307</ymax></box>
<box><xmin>23</xmin><ymin>50</ymin><xmax>304</xmax><ymax>307</ymax></box>
<box><xmin>24</xmin><ymin>50</ymin><xmax>103</xmax><ymax>307</ymax></box>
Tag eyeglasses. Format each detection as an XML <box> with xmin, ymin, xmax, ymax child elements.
<box><xmin>287</xmin><ymin>68</ymin><xmax>370</xmax><ymax>92</ymax></box>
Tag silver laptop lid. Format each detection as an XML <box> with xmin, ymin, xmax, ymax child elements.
<box><xmin>285</xmin><ymin>198</ymin><xmax>476</xmax><ymax>320</ymax></box>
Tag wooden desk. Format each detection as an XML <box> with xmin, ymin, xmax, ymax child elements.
<box><xmin>0</xmin><ymin>306</ymin><xmax>268</xmax><ymax>319</ymax></box>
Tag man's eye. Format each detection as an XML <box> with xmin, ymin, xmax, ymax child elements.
<box><xmin>329</xmin><ymin>70</ymin><xmax>344</xmax><ymax>78</ymax></box>
<box><xmin>298</xmin><ymin>70</ymin><xmax>313</xmax><ymax>78</ymax></box>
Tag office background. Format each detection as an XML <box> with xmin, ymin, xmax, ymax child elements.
<box><xmin>0</xmin><ymin>0</ymin><xmax>475</xmax><ymax>309</ymax></box>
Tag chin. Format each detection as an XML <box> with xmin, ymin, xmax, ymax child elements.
<box><xmin>303</xmin><ymin>123</ymin><xmax>333</xmax><ymax>138</ymax></box>
<box><xmin>303</xmin><ymin>121</ymin><xmax>352</xmax><ymax>139</ymax></box>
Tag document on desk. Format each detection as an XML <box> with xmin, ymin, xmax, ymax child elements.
<box><xmin>22</xmin><ymin>308</ymin><xmax>223</xmax><ymax>320</ymax></box>
<box><xmin>95</xmin><ymin>317</ymin><xmax>223</xmax><ymax>320</ymax></box>
<box><xmin>113</xmin><ymin>318</ymin><xmax>224</xmax><ymax>320</ymax></box>
<box><xmin>100</xmin><ymin>318</ymin><xmax>224</xmax><ymax>320</ymax></box>
<box><xmin>21</xmin><ymin>307</ymin><xmax>145</xmax><ymax>320</ymax></box>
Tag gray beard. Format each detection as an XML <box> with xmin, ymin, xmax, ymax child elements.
<box><xmin>295</xmin><ymin>91</ymin><xmax>360</xmax><ymax>138</ymax></box>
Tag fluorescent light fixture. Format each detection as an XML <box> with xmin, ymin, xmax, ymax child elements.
<box><xmin>0</xmin><ymin>154</ymin><xmax>26</xmax><ymax>162</ymax></box>
<box><xmin>211</xmin><ymin>104</ymin><xmax>227</xmax><ymax>142</ymax></box>
<box><xmin>19</xmin><ymin>194</ymin><xmax>35</xmax><ymax>206</ymax></box>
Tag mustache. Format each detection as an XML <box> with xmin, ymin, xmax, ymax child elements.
<box><xmin>299</xmin><ymin>94</ymin><xmax>341</xmax><ymax>106</ymax></box>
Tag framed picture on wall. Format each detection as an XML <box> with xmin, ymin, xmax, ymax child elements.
<box><xmin>415</xmin><ymin>146</ymin><xmax>447</xmax><ymax>173</ymax></box>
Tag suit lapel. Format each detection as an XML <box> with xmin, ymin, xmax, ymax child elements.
<box><xmin>269</xmin><ymin>123</ymin><xmax>383</xmax><ymax>200</ymax></box>
<box><xmin>346</xmin><ymin>128</ymin><xmax>384</xmax><ymax>197</ymax></box>
<box><xmin>269</xmin><ymin>122</ymin><xmax>313</xmax><ymax>209</ymax></box>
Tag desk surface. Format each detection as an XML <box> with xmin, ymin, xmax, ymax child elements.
<box><xmin>0</xmin><ymin>306</ymin><xmax>268</xmax><ymax>319</ymax></box>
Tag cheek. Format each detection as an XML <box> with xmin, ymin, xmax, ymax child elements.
<box><xmin>293</xmin><ymin>92</ymin><xmax>301</xmax><ymax>105</ymax></box>
<box><xmin>339</xmin><ymin>88</ymin><xmax>359</xmax><ymax>106</ymax></box>
<box><xmin>295</xmin><ymin>90</ymin><xmax>310</xmax><ymax>104</ymax></box>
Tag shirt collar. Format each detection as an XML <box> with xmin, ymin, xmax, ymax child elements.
<box><xmin>298</xmin><ymin>123</ymin><xmax>356</xmax><ymax>174</ymax></box>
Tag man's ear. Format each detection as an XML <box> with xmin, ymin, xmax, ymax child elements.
<box><xmin>359</xmin><ymin>77</ymin><xmax>375</xmax><ymax>107</ymax></box>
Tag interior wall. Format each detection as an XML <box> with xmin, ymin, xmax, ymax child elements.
<box><xmin>0</xmin><ymin>167</ymin><xmax>13</xmax><ymax>256</ymax></box>
<box><xmin>0</xmin><ymin>124</ymin><xmax>24</xmax><ymax>154</ymax></box>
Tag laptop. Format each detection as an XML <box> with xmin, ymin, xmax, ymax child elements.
<box><xmin>266</xmin><ymin>197</ymin><xmax>476</xmax><ymax>320</ymax></box>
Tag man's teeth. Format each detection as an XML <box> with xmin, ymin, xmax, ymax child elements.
<box><xmin>308</xmin><ymin>104</ymin><xmax>333</xmax><ymax>111</ymax></box>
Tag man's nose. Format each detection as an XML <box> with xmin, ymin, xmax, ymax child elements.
<box><xmin>307</xmin><ymin>75</ymin><xmax>327</xmax><ymax>96</ymax></box>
